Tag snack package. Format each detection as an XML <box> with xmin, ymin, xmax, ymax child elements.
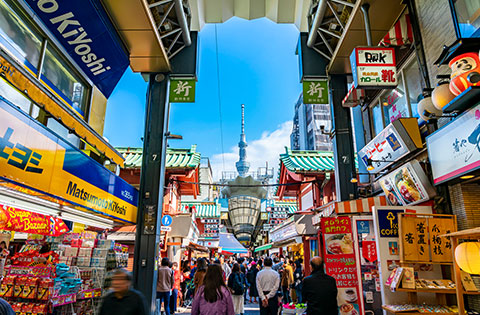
<box><xmin>78</xmin><ymin>248</ymin><xmax>92</xmax><ymax>257</ymax></box>
<box><xmin>64</xmin><ymin>247</ymin><xmax>79</xmax><ymax>257</ymax></box>
<box><xmin>11</xmin><ymin>302</ymin><xmax>23</xmax><ymax>313</ymax></box>
<box><xmin>81</xmin><ymin>239</ymin><xmax>95</xmax><ymax>248</ymax></box>
<box><xmin>0</xmin><ymin>275</ymin><xmax>15</xmax><ymax>297</ymax></box>
<box><xmin>14</xmin><ymin>276</ymin><xmax>28</xmax><ymax>298</ymax></box>
<box><xmin>22</xmin><ymin>277</ymin><xmax>38</xmax><ymax>299</ymax></box>
<box><xmin>71</xmin><ymin>239</ymin><xmax>82</xmax><ymax>248</ymax></box>
<box><xmin>21</xmin><ymin>303</ymin><xmax>33</xmax><ymax>315</ymax></box>
<box><xmin>32</xmin><ymin>303</ymin><xmax>49</xmax><ymax>315</ymax></box>
<box><xmin>37</xmin><ymin>278</ymin><xmax>54</xmax><ymax>301</ymax></box>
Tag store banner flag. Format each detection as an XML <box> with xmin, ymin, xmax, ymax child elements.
<box><xmin>169</xmin><ymin>78</ymin><xmax>196</xmax><ymax>103</ymax></box>
<box><xmin>0</xmin><ymin>203</ymin><xmax>68</xmax><ymax>236</ymax></box>
<box><xmin>303</xmin><ymin>79</ymin><xmax>329</xmax><ymax>104</ymax></box>
<box><xmin>321</xmin><ymin>217</ymin><xmax>362</xmax><ymax>315</ymax></box>
<box><xmin>362</xmin><ymin>240</ymin><xmax>377</xmax><ymax>262</ymax></box>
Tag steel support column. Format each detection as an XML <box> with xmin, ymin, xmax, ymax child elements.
<box><xmin>329</xmin><ymin>75</ymin><xmax>358</xmax><ymax>201</ymax></box>
<box><xmin>133</xmin><ymin>73</ymin><xmax>170</xmax><ymax>313</ymax></box>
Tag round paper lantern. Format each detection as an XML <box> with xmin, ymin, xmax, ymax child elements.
<box><xmin>432</xmin><ymin>81</ymin><xmax>456</xmax><ymax>110</ymax></box>
<box><xmin>449</xmin><ymin>52</ymin><xmax>480</xmax><ymax>96</ymax></box>
<box><xmin>455</xmin><ymin>242</ymin><xmax>480</xmax><ymax>274</ymax></box>
<box><xmin>417</xmin><ymin>95</ymin><xmax>443</xmax><ymax>121</ymax></box>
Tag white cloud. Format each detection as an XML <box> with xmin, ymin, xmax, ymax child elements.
<box><xmin>210</xmin><ymin>121</ymin><xmax>293</xmax><ymax>181</ymax></box>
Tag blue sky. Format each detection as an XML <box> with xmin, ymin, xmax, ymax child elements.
<box><xmin>104</xmin><ymin>17</ymin><xmax>301</xmax><ymax>178</ymax></box>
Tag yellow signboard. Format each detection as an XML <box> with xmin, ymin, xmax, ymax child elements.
<box><xmin>0</xmin><ymin>98</ymin><xmax>137</xmax><ymax>223</ymax></box>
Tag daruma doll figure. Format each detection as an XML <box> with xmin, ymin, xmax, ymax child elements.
<box><xmin>449</xmin><ymin>52</ymin><xmax>480</xmax><ymax>96</ymax></box>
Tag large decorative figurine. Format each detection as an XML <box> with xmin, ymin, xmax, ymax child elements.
<box><xmin>449</xmin><ymin>52</ymin><xmax>480</xmax><ymax>96</ymax></box>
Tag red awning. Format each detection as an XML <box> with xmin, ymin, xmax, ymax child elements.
<box><xmin>0</xmin><ymin>203</ymin><xmax>68</xmax><ymax>236</ymax></box>
<box><xmin>380</xmin><ymin>12</ymin><xmax>413</xmax><ymax>47</ymax></box>
<box><xmin>342</xmin><ymin>85</ymin><xmax>365</xmax><ymax>107</ymax></box>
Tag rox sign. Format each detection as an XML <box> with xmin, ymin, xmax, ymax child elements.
<box><xmin>28</xmin><ymin>0</ymin><xmax>129</xmax><ymax>97</ymax></box>
<box><xmin>350</xmin><ymin>47</ymin><xmax>397</xmax><ymax>89</ymax></box>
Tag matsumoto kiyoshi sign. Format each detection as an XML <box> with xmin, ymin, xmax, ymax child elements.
<box><xmin>27</xmin><ymin>0</ymin><xmax>129</xmax><ymax>98</ymax></box>
<box><xmin>350</xmin><ymin>47</ymin><xmax>397</xmax><ymax>89</ymax></box>
<box><xmin>427</xmin><ymin>102</ymin><xmax>480</xmax><ymax>184</ymax></box>
<box><xmin>303</xmin><ymin>79</ymin><xmax>329</xmax><ymax>104</ymax></box>
<box><xmin>0</xmin><ymin>97</ymin><xmax>138</xmax><ymax>223</ymax></box>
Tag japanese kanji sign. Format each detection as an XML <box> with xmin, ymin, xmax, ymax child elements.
<box><xmin>303</xmin><ymin>79</ymin><xmax>329</xmax><ymax>104</ymax></box>
<box><xmin>399</xmin><ymin>214</ymin><xmax>455</xmax><ymax>263</ymax></box>
<box><xmin>350</xmin><ymin>47</ymin><xmax>398</xmax><ymax>89</ymax></box>
<box><xmin>321</xmin><ymin>217</ymin><xmax>362</xmax><ymax>313</ymax></box>
<box><xmin>169</xmin><ymin>78</ymin><xmax>196</xmax><ymax>103</ymax></box>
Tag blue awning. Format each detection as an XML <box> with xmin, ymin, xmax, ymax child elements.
<box><xmin>219</xmin><ymin>233</ymin><xmax>248</xmax><ymax>254</ymax></box>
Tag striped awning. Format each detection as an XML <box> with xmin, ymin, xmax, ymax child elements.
<box><xmin>181</xmin><ymin>202</ymin><xmax>220</xmax><ymax>218</ymax></box>
<box><xmin>254</xmin><ymin>243</ymin><xmax>273</xmax><ymax>252</ymax></box>
<box><xmin>313</xmin><ymin>196</ymin><xmax>387</xmax><ymax>224</ymax></box>
<box><xmin>380</xmin><ymin>12</ymin><xmax>413</xmax><ymax>47</ymax></box>
<box><xmin>117</xmin><ymin>145</ymin><xmax>201</xmax><ymax>169</ymax></box>
<box><xmin>342</xmin><ymin>85</ymin><xmax>365</xmax><ymax>107</ymax></box>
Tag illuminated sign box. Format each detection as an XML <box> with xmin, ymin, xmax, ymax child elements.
<box><xmin>350</xmin><ymin>47</ymin><xmax>397</xmax><ymax>89</ymax></box>
<box><xmin>427</xmin><ymin>102</ymin><xmax>480</xmax><ymax>184</ymax></box>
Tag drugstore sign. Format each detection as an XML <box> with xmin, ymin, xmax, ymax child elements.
<box><xmin>26</xmin><ymin>0</ymin><xmax>129</xmax><ymax>98</ymax></box>
<box><xmin>0</xmin><ymin>97</ymin><xmax>138</xmax><ymax>223</ymax></box>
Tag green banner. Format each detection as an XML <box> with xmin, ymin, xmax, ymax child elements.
<box><xmin>303</xmin><ymin>79</ymin><xmax>329</xmax><ymax>104</ymax></box>
<box><xmin>169</xmin><ymin>78</ymin><xmax>196</xmax><ymax>103</ymax></box>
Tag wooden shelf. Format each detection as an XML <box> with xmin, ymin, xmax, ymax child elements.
<box><xmin>395</xmin><ymin>287</ymin><xmax>456</xmax><ymax>294</ymax></box>
<box><xmin>382</xmin><ymin>306</ymin><xmax>457</xmax><ymax>315</ymax></box>
<box><xmin>400</xmin><ymin>261</ymin><xmax>453</xmax><ymax>265</ymax></box>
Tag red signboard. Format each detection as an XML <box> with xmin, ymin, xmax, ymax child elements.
<box><xmin>362</xmin><ymin>240</ymin><xmax>377</xmax><ymax>262</ymax></box>
<box><xmin>0</xmin><ymin>204</ymin><xmax>68</xmax><ymax>236</ymax></box>
<box><xmin>321</xmin><ymin>217</ymin><xmax>362</xmax><ymax>315</ymax></box>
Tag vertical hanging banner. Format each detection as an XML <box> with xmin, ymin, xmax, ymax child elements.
<box><xmin>303</xmin><ymin>79</ymin><xmax>329</xmax><ymax>104</ymax></box>
<box><xmin>169</xmin><ymin>78</ymin><xmax>196</xmax><ymax>103</ymax></box>
<box><xmin>321</xmin><ymin>217</ymin><xmax>362</xmax><ymax>315</ymax></box>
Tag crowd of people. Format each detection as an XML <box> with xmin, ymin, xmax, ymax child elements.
<box><xmin>0</xmin><ymin>255</ymin><xmax>338</xmax><ymax>315</ymax></box>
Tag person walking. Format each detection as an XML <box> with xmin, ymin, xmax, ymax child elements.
<box><xmin>220</xmin><ymin>256</ymin><xmax>232</xmax><ymax>281</ymax></box>
<box><xmin>99</xmin><ymin>269</ymin><xmax>148</xmax><ymax>315</ymax></box>
<box><xmin>170</xmin><ymin>262</ymin><xmax>182</xmax><ymax>315</ymax></box>
<box><xmin>256</xmin><ymin>258</ymin><xmax>280</xmax><ymax>315</ymax></box>
<box><xmin>293</xmin><ymin>260</ymin><xmax>304</xmax><ymax>303</ymax></box>
<box><xmin>246</xmin><ymin>262</ymin><xmax>259</xmax><ymax>303</ymax></box>
<box><xmin>302</xmin><ymin>257</ymin><xmax>338</xmax><ymax>315</ymax></box>
<box><xmin>280</xmin><ymin>259</ymin><xmax>293</xmax><ymax>304</ymax></box>
<box><xmin>0</xmin><ymin>298</ymin><xmax>15</xmax><ymax>315</ymax></box>
<box><xmin>191</xmin><ymin>264</ymin><xmax>235</xmax><ymax>315</ymax></box>
<box><xmin>157</xmin><ymin>257</ymin><xmax>174</xmax><ymax>315</ymax></box>
<box><xmin>227</xmin><ymin>263</ymin><xmax>247</xmax><ymax>315</ymax></box>
<box><xmin>194</xmin><ymin>258</ymin><xmax>208</xmax><ymax>295</ymax></box>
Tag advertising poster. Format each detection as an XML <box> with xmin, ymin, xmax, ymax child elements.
<box><xmin>379</xmin><ymin>161</ymin><xmax>435</xmax><ymax>206</ymax></box>
<box><xmin>321</xmin><ymin>217</ymin><xmax>362</xmax><ymax>315</ymax></box>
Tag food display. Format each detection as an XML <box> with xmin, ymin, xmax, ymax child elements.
<box><xmin>395</xmin><ymin>169</ymin><xmax>421</xmax><ymax>203</ymax></box>
<box><xmin>415</xmin><ymin>279</ymin><xmax>456</xmax><ymax>290</ymax></box>
<box><xmin>326</xmin><ymin>234</ymin><xmax>353</xmax><ymax>255</ymax></box>
<box><xmin>383</xmin><ymin>304</ymin><xmax>458</xmax><ymax>314</ymax></box>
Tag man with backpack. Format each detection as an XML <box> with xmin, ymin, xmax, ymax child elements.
<box><xmin>228</xmin><ymin>263</ymin><xmax>247</xmax><ymax>315</ymax></box>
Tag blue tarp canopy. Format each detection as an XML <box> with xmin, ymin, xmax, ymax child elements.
<box><xmin>219</xmin><ymin>233</ymin><xmax>248</xmax><ymax>254</ymax></box>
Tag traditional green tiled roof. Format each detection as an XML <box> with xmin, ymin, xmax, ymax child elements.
<box><xmin>116</xmin><ymin>145</ymin><xmax>201</xmax><ymax>169</ymax></box>
<box><xmin>180</xmin><ymin>202</ymin><xmax>220</xmax><ymax>218</ymax></box>
<box><xmin>279</xmin><ymin>147</ymin><xmax>335</xmax><ymax>172</ymax></box>
<box><xmin>274</xmin><ymin>200</ymin><xmax>298</xmax><ymax>214</ymax></box>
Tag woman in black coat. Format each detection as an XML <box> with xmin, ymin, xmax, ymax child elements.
<box><xmin>247</xmin><ymin>262</ymin><xmax>260</xmax><ymax>303</ymax></box>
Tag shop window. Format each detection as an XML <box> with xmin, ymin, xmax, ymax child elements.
<box><xmin>0</xmin><ymin>76</ymin><xmax>32</xmax><ymax>114</ymax></box>
<box><xmin>381</xmin><ymin>75</ymin><xmax>409</xmax><ymax>125</ymax></box>
<box><xmin>0</xmin><ymin>0</ymin><xmax>42</xmax><ymax>73</ymax></box>
<box><xmin>403</xmin><ymin>58</ymin><xmax>423</xmax><ymax>118</ymax></box>
<box><xmin>451</xmin><ymin>0</ymin><xmax>480</xmax><ymax>38</ymax></box>
<box><xmin>41</xmin><ymin>46</ymin><xmax>88</xmax><ymax>117</ymax></box>
<box><xmin>372</xmin><ymin>102</ymin><xmax>384</xmax><ymax>136</ymax></box>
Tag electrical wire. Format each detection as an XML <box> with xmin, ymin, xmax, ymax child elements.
<box><xmin>170</xmin><ymin>178</ymin><xmax>320</xmax><ymax>187</ymax></box>
<box><xmin>214</xmin><ymin>24</ymin><xmax>226</xmax><ymax>172</ymax></box>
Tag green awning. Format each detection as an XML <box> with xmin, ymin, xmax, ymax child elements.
<box><xmin>254</xmin><ymin>243</ymin><xmax>273</xmax><ymax>252</ymax></box>
<box><xmin>117</xmin><ymin>145</ymin><xmax>201</xmax><ymax>169</ymax></box>
<box><xmin>180</xmin><ymin>202</ymin><xmax>220</xmax><ymax>218</ymax></box>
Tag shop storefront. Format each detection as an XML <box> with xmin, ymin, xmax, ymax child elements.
<box><xmin>269</xmin><ymin>214</ymin><xmax>316</xmax><ymax>275</ymax></box>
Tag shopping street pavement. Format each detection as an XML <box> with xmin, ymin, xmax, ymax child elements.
<box><xmin>176</xmin><ymin>299</ymin><xmax>261</xmax><ymax>314</ymax></box>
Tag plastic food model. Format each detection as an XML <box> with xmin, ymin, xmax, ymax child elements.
<box><xmin>449</xmin><ymin>52</ymin><xmax>480</xmax><ymax>96</ymax></box>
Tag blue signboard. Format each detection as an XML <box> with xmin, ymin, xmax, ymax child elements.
<box><xmin>356</xmin><ymin>220</ymin><xmax>370</xmax><ymax>234</ymax></box>
<box><xmin>377</xmin><ymin>209</ymin><xmax>404</xmax><ymax>238</ymax></box>
<box><xmin>26</xmin><ymin>0</ymin><xmax>129</xmax><ymax>98</ymax></box>
<box><xmin>162</xmin><ymin>215</ymin><xmax>173</xmax><ymax>227</ymax></box>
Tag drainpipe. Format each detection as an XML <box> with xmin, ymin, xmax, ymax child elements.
<box><xmin>307</xmin><ymin>0</ymin><xmax>328</xmax><ymax>48</ymax></box>
<box><xmin>174</xmin><ymin>0</ymin><xmax>191</xmax><ymax>46</ymax></box>
<box><xmin>360</xmin><ymin>3</ymin><xmax>372</xmax><ymax>46</ymax></box>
